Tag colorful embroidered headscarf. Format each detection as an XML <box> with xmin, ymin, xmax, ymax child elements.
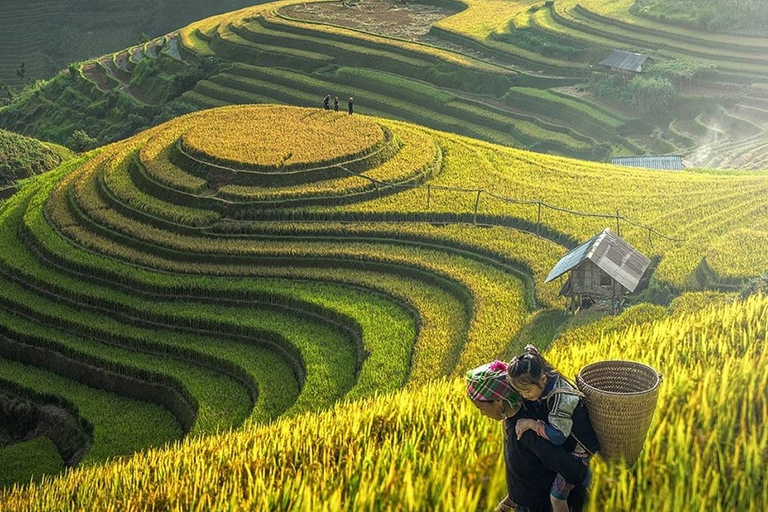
<box><xmin>466</xmin><ymin>360</ymin><xmax>521</xmax><ymax>409</ymax></box>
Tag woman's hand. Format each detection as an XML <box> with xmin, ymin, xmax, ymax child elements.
<box><xmin>515</xmin><ymin>418</ymin><xmax>537</xmax><ymax>440</ymax></box>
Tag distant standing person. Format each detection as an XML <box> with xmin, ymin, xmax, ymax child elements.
<box><xmin>348</xmin><ymin>96</ymin><xmax>354</xmax><ymax>115</ymax></box>
<box><xmin>323</xmin><ymin>94</ymin><xmax>331</xmax><ymax>110</ymax></box>
<box><xmin>334</xmin><ymin>96</ymin><xmax>339</xmax><ymax>112</ymax></box>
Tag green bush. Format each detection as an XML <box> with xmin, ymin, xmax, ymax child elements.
<box><xmin>629</xmin><ymin>75</ymin><xmax>677</xmax><ymax>112</ymax></box>
<box><xmin>0</xmin><ymin>129</ymin><xmax>62</xmax><ymax>188</ymax></box>
<box><xmin>646</xmin><ymin>59</ymin><xmax>713</xmax><ymax>87</ymax></box>
<box><xmin>492</xmin><ymin>29</ymin><xmax>585</xmax><ymax>60</ymax></box>
<box><xmin>629</xmin><ymin>278</ymin><xmax>675</xmax><ymax>306</ymax></box>
<box><xmin>588</xmin><ymin>74</ymin><xmax>631</xmax><ymax>102</ymax></box>
<box><xmin>67</xmin><ymin>130</ymin><xmax>99</xmax><ymax>152</ymax></box>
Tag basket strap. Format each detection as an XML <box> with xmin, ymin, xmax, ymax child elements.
<box><xmin>542</xmin><ymin>388</ymin><xmax>596</xmax><ymax>457</ymax></box>
<box><xmin>542</xmin><ymin>387</ymin><xmax>585</xmax><ymax>401</ymax></box>
<box><xmin>570</xmin><ymin>431</ymin><xmax>598</xmax><ymax>458</ymax></box>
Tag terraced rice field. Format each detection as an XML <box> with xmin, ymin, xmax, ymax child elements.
<box><xmin>510</xmin><ymin>0</ymin><xmax>768</xmax><ymax>167</ymax></box>
<box><xmin>2</xmin><ymin>105</ymin><xmax>768</xmax><ymax>492</ymax></box>
<box><xmin>2</xmin><ymin>280</ymin><xmax>767</xmax><ymax>510</ymax></box>
<box><xmin>0</xmin><ymin>105</ymin><xmax>547</xmax><ymax>485</ymax></box>
<box><xmin>166</xmin><ymin>0</ymin><xmax>768</xmax><ymax>169</ymax></box>
<box><xmin>6</xmin><ymin>0</ymin><xmax>768</xmax><ymax>169</ymax></box>
<box><xmin>0</xmin><ymin>0</ymin><xmax>261</xmax><ymax>86</ymax></box>
<box><xmin>2</xmin><ymin>0</ymin><xmax>768</xmax><ymax>505</ymax></box>
<box><xmin>172</xmin><ymin>3</ymin><xmax>614</xmax><ymax>161</ymax></box>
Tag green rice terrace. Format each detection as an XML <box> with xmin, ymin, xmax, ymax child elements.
<box><xmin>0</xmin><ymin>0</ymin><xmax>264</xmax><ymax>88</ymax></box>
<box><xmin>0</xmin><ymin>103</ymin><xmax>768</xmax><ymax>509</ymax></box>
<box><xmin>2</xmin><ymin>0</ymin><xmax>768</xmax><ymax>169</ymax></box>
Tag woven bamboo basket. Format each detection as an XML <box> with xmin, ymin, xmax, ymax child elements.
<box><xmin>576</xmin><ymin>360</ymin><xmax>661</xmax><ymax>464</ymax></box>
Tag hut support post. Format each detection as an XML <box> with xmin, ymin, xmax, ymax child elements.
<box><xmin>473</xmin><ymin>189</ymin><xmax>481</xmax><ymax>224</ymax></box>
<box><xmin>537</xmin><ymin>201</ymin><xmax>542</xmax><ymax>234</ymax></box>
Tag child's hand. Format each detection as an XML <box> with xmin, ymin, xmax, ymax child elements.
<box><xmin>506</xmin><ymin>402</ymin><xmax>521</xmax><ymax>419</ymax></box>
<box><xmin>515</xmin><ymin>418</ymin><xmax>537</xmax><ymax>440</ymax></box>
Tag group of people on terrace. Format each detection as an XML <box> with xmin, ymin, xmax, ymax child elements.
<box><xmin>323</xmin><ymin>93</ymin><xmax>353</xmax><ymax>114</ymax></box>
<box><xmin>466</xmin><ymin>345</ymin><xmax>599</xmax><ymax>512</ymax></box>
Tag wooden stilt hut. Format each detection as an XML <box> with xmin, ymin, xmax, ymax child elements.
<box><xmin>545</xmin><ymin>228</ymin><xmax>651</xmax><ymax>313</ymax></box>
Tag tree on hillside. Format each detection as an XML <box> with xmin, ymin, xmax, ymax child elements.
<box><xmin>0</xmin><ymin>78</ymin><xmax>16</xmax><ymax>106</ymax></box>
<box><xmin>171</xmin><ymin>57</ymin><xmax>228</xmax><ymax>97</ymax></box>
<box><xmin>706</xmin><ymin>0</ymin><xmax>768</xmax><ymax>27</ymax></box>
<box><xmin>16</xmin><ymin>63</ymin><xmax>26</xmax><ymax>83</ymax></box>
<box><xmin>67</xmin><ymin>130</ymin><xmax>99</xmax><ymax>152</ymax></box>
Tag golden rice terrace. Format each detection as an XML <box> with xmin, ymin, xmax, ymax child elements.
<box><xmin>1</xmin><ymin>105</ymin><xmax>768</xmax><ymax>505</ymax></box>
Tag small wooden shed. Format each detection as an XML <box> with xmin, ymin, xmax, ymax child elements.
<box><xmin>611</xmin><ymin>155</ymin><xmax>685</xmax><ymax>171</ymax></box>
<box><xmin>545</xmin><ymin>228</ymin><xmax>651</xmax><ymax>313</ymax></box>
<box><xmin>599</xmin><ymin>50</ymin><xmax>654</xmax><ymax>76</ymax></box>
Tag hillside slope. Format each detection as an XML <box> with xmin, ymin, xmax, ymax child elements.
<box><xmin>0</xmin><ymin>128</ymin><xmax>71</xmax><ymax>199</ymax></box>
<box><xmin>0</xmin><ymin>0</ymin><xmax>268</xmax><ymax>87</ymax></box>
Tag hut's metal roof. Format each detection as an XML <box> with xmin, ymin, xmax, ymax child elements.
<box><xmin>544</xmin><ymin>228</ymin><xmax>651</xmax><ymax>292</ymax></box>
<box><xmin>599</xmin><ymin>50</ymin><xmax>650</xmax><ymax>73</ymax></box>
<box><xmin>545</xmin><ymin>234</ymin><xmax>599</xmax><ymax>284</ymax></box>
<box><xmin>611</xmin><ymin>155</ymin><xmax>684</xmax><ymax>171</ymax></box>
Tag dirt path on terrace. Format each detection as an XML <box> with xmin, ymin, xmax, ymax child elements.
<box><xmin>280</xmin><ymin>0</ymin><xmax>461</xmax><ymax>41</ymax></box>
